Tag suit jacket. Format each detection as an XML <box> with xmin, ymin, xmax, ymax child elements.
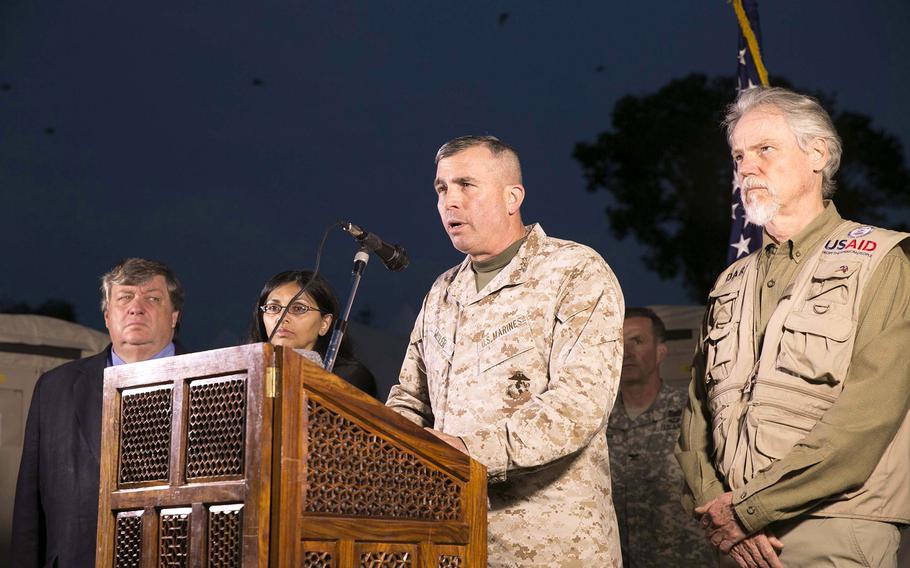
<box><xmin>11</xmin><ymin>343</ymin><xmax>184</xmax><ymax>568</ymax></box>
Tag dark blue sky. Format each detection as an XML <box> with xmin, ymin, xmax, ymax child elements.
<box><xmin>2</xmin><ymin>1</ymin><xmax>908</xmax><ymax>351</ymax></box>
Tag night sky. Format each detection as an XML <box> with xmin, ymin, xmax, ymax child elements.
<box><xmin>2</xmin><ymin>2</ymin><xmax>909</xmax><ymax>361</ymax></box>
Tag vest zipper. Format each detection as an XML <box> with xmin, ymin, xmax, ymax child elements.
<box><xmin>708</xmin><ymin>381</ymin><xmax>747</xmax><ymax>403</ymax></box>
<box><xmin>757</xmin><ymin>377</ymin><xmax>839</xmax><ymax>404</ymax></box>
<box><xmin>741</xmin><ymin>361</ymin><xmax>761</xmax><ymax>396</ymax></box>
<box><xmin>749</xmin><ymin>399</ymin><xmax>823</xmax><ymax>421</ymax></box>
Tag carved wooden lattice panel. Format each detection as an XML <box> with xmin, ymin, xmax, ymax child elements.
<box><xmin>159</xmin><ymin>508</ymin><xmax>191</xmax><ymax>567</ymax></box>
<box><xmin>305</xmin><ymin>400</ymin><xmax>462</xmax><ymax>520</ymax></box>
<box><xmin>359</xmin><ymin>552</ymin><xmax>412</xmax><ymax>568</ymax></box>
<box><xmin>303</xmin><ymin>541</ymin><xmax>336</xmax><ymax>568</ymax></box>
<box><xmin>303</xmin><ymin>551</ymin><xmax>334</xmax><ymax>568</ymax></box>
<box><xmin>436</xmin><ymin>555</ymin><xmax>462</xmax><ymax>568</ymax></box>
<box><xmin>208</xmin><ymin>504</ymin><xmax>243</xmax><ymax>567</ymax></box>
<box><xmin>113</xmin><ymin>511</ymin><xmax>143</xmax><ymax>568</ymax></box>
<box><xmin>186</xmin><ymin>376</ymin><xmax>246</xmax><ymax>479</ymax></box>
<box><xmin>119</xmin><ymin>385</ymin><xmax>173</xmax><ymax>484</ymax></box>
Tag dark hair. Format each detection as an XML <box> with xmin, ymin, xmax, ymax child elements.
<box><xmin>434</xmin><ymin>135</ymin><xmax>523</xmax><ymax>183</ymax></box>
<box><xmin>247</xmin><ymin>270</ymin><xmax>353</xmax><ymax>358</ymax></box>
<box><xmin>624</xmin><ymin>307</ymin><xmax>666</xmax><ymax>343</ymax></box>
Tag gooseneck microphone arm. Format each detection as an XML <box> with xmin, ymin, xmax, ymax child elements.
<box><xmin>323</xmin><ymin>248</ymin><xmax>370</xmax><ymax>373</ymax></box>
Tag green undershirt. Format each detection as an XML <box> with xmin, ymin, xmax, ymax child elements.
<box><xmin>472</xmin><ymin>235</ymin><xmax>528</xmax><ymax>292</ymax></box>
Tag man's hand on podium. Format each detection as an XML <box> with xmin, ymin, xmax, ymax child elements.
<box><xmin>424</xmin><ymin>427</ymin><xmax>469</xmax><ymax>453</ymax></box>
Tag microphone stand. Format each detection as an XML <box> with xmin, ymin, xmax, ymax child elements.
<box><xmin>323</xmin><ymin>248</ymin><xmax>370</xmax><ymax>373</ymax></box>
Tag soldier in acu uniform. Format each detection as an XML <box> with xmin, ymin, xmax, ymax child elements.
<box><xmin>387</xmin><ymin>135</ymin><xmax>625</xmax><ymax>567</ymax></box>
<box><xmin>608</xmin><ymin>307</ymin><xmax>713</xmax><ymax>567</ymax></box>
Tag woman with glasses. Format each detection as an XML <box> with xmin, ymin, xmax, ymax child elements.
<box><xmin>248</xmin><ymin>269</ymin><xmax>377</xmax><ymax>398</ymax></box>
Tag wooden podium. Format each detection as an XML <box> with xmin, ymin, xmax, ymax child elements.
<box><xmin>95</xmin><ymin>344</ymin><xmax>487</xmax><ymax>567</ymax></box>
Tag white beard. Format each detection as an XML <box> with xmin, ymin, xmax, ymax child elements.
<box><xmin>741</xmin><ymin>177</ymin><xmax>780</xmax><ymax>226</ymax></box>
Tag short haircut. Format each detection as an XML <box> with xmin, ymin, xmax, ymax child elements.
<box><xmin>435</xmin><ymin>135</ymin><xmax>523</xmax><ymax>183</ymax></box>
<box><xmin>624</xmin><ymin>307</ymin><xmax>666</xmax><ymax>343</ymax></box>
<box><xmin>724</xmin><ymin>86</ymin><xmax>843</xmax><ymax>198</ymax></box>
<box><xmin>100</xmin><ymin>258</ymin><xmax>184</xmax><ymax>322</ymax></box>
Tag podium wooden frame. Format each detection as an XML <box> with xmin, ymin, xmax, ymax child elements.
<box><xmin>95</xmin><ymin>344</ymin><xmax>487</xmax><ymax>567</ymax></box>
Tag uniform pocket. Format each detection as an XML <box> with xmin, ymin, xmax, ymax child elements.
<box><xmin>479</xmin><ymin>321</ymin><xmax>535</xmax><ymax>373</ymax></box>
<box><xmin>423</xmin><ymin>327</ymin><xmax>454</xmax><ymax>385</ymax></box>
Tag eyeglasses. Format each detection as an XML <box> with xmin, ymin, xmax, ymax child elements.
<box><xmin>259</xmin><ymin>303</ymin><xmax>323</xmax><ymax>316</ymax></box>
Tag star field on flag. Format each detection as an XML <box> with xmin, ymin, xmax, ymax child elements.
<box><xmin>727</xmin><ymin>0</ymin><xmax>766</xmax><ymax>265</ymax></box>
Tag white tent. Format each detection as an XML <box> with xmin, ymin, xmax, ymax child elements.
<box><xmin>647</xmin><ymin>304</ymin><xmax>704</xmax><ymax>389</ymax></box>
<box><xmin>0</xmin><ymin>314</ymin><xmax>109</xmax><ymax>562</ymax></box>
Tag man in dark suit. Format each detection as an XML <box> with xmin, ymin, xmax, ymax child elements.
<box><xmin>11</xmin><ymin>258</ymin><xmax>185</xmax><ymax>567</ymax></box>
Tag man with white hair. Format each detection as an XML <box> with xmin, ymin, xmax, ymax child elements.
<box><xmin>676</xmin><ymin>87</ymin><xmax>910</xmax><ymax>567</ymax></box>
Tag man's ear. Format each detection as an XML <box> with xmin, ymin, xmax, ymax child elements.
<box><xmin>810</xmin><ymin>137</ymin><xmax>829</xmax><ymax>173</ymax></box>
<box><xmin>506</xmin><ymin>184</ymin><xmax>525</xmax><ymax>215</ymax></box>
<box><xmin>656</xmin><ymin>342</ymin><xmax>669</xmax><ymax>365</ymax></box>
<box><xmin>171</xmin><ymin>310</ymin><xmax>180</xmax><ymax>329</ymax></box>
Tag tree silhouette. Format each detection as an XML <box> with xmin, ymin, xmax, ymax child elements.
<box><xmin>573</xmin><ymin>73</ymin><xmax>910</xmax><ymax>302</ymax></box>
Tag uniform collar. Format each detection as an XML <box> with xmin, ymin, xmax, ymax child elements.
<box><xmin>613</xmin><ymin>382</ymin><xmax>675</xmax><ymax>427</ymax></box>
<box><xmin>449</xmin><ymin>224</ymin><xmax>546</xmax><ymax>306</ymax></box>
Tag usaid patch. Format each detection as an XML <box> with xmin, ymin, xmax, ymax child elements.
<box><xmin>848</xmin><ymin>226</ymin><xmax>874</xmax><ymax>238</ymax></box>
<box><xmin>824</xmin><ymin>238</ymin><xmax>877</xmax><ymax>253</ymax></box>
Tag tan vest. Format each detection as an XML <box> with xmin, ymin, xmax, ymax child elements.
<box><xmin>704</xmin><ymin>220</ymin><xmax>910</xmax><ymax>522</ymax></box>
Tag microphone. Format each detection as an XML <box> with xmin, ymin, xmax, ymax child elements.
<box><xmin>341</xmin><ymin>222</ymin><xmax>410</xmax><ymax>271</ymax></box>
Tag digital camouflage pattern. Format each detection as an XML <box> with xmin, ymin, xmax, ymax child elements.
<box><xmin>387</xmin><ymin>224</ymin><xmax>625</xmax><ymax>567</ymax></box>
<box><xmin>607</xmin><ymin>385</ymin><xmax>714</xmax><ymax>567</ymax></box>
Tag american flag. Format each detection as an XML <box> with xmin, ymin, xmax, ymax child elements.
<box><xmin>727</xmin><ymin>0</ymin><xmax>769</xmax><ymax>264</ymax></box>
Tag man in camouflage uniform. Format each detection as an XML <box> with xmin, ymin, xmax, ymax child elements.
<box><xmin>387</xmin><ymin>135</ymin><xmax>625</xmax><ymax>567</ymax></box>
<box><xmin>607</xmin><ymin>307</ymin><xmax>714</xmax><ymax>567</ymax></box>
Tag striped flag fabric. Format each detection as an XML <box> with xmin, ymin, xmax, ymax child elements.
<box><xmin>727</xmin><ymin>0</ymin><xmax>769</xmax><ymax>264</ymax></box>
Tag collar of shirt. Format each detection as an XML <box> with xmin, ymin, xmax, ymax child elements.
<box><xmin>612</xmin><ymin>383</ymin><xmax>674</xmax><ymax>428</ymax></box>
<box><xmin>761</xmin><ymin>200</ymin><xmax>842</xmax><ymax>263</ymax></box>
<box><xmin>471</xmin><ymin>233</ymin><xmax>528</xmax><ymax>274</ymax></box>
<box><xmin>449</xmin><ymin>223</ymin><xmax>545</xmax><ymax>305</ymax></box>
<box><xmin>110</xmin><ymin>341</ymin><xmax>176</xmax><ymax>367</ymax></box>
<box><xmin>471</xmin><ymin>232</ymin><xmax>529</xmax><ymax>292</ymax></box>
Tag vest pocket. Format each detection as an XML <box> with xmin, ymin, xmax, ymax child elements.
<box><xmin>808</xmin><ymin>260</ymin><xmax>860</xmax><ymax>308</ymax></box>
<box><xmin>708</xmin><ymin>289</ymin><xmax>739</xmax><ymax>327</ymax></box>
<box><xmin>753</xmin><ymin>411</ymin><xmax>815</xmax><ymax>462</ymax></box>
<box><xmin>777</xmin><ymin>311</ymin><xmax>853</xmax><ymax>386</ymax></box>
<box><xmin>711</xmin><ymin>403</ymin><xmax>738</xmax><ymax>462</ymax></box>
<box><xmin>705</xmin><ymin>290</ymin><xmax>740</xmax><ymax>384</ymax></box>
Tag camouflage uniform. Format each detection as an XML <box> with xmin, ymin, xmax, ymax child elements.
<box><xmin>387</xmin><ymin>224</ymin><xmax>625</xmax><ymax>567</ymax></box>
<box><xmin>607</xmin><ymin>385</ymin><xmax>714</xmax><ymax>567</ymax></box>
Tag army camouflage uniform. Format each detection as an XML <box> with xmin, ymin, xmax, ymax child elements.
<box><xmin>387</xmin><ymin>224</ymin><xmax>625</xmax><ymax>567</ymax></box>
<box><xmin>608</xmin><ymin>385</ymin><xmax>714</xmax><ymax>567</ymax></box>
